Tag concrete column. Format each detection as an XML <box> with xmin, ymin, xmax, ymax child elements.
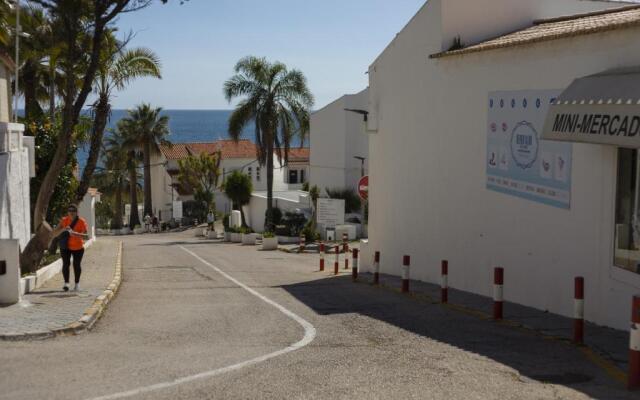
<box><xmin>0</xmin><ymin>239</ymin><xmax>21</xmax><ymax>304</ymax></box>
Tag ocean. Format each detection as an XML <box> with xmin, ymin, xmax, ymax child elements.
<box><xmin>77</xmin><ymin>109</ymin><xmax>304</xmax><ymax>170</ymax></box>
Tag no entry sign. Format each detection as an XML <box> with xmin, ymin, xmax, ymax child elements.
<box><xmin>358</xmin><ymin>176</ymin><xmax>369</xmax><ymax>200</ymax></box>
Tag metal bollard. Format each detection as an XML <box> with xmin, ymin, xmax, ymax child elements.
<box><xmin>373</xmin><ymin>251</ymin><xmax>380</xmax><ymax>285</ymax></box>
<box><xmin>574</xmin><ymin>277</ymin><xmax>584</xmax><ymax>344</ymax></box>
<box><xmin>441</xmin><ymin>260</ymin><xmax>449</xmax><ymax>303</ymax></box>
<box><xmin>352</xmin><ymin>249</ymin><xmax>359</xmax><ymax>282</ymax></box>
<box><xmin>493</xmin><ymin>267</ymin><xmax>504</xmax><ymax>320</ymax></box>
<box><xmin>401</xmin><ymin>255</ymin><xmax>410</xmax><ymax>293</ymax></box>
<box><xmin>628</xmin><ymin>296</ymin><xmax>640</xmax><ymax>390</ymax></box>
<box><xmin>334</xmin><ymin>246</ymin><xmax>339</xmax><ymax>275</ymax></box>
<box><xmin>299</xmin><ymin>235</ymin><xmax>306</xmax><ymax>253</ymax></box>
<box><xmin>319</xmin><ymin>243</ymin><xmax>325</xmax><ymax>272</ymax></box>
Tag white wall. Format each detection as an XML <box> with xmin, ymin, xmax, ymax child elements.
<box><xmin>247</xmin><ymin>191</ymin><xmax>312</xmax><ymax>233</ymax></box>
<box><xmin>149</xmin><ymin>151</ymin><xmax>175</xmax><ymax>221</ymax></box>
<box><xmin>78</xmin><ymin>192</ymin><xmax>97</xmax><ymax>239</ymax></box>
<box><xmin>310</xmin><ymin>89</ymin><xmax>369</xmax><ymax>194</ymax></box>
<box><xmin>368</xmin><ymin>0</ymin><xmax>640</xmax><ymax>330</ymax></box>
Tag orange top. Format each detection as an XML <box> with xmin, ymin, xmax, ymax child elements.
<box><xmin>59</xmin><ymin>216</ymin><xmax>88</xmax><ymax>251</ymax></box>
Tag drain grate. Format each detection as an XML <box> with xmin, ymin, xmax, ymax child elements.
<box><xmin>531</xmin><ymin>372</ymin><xmax>593</xmax><ymax>384</ymax></box>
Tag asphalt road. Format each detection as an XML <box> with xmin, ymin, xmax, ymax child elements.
<box><xmin>0</xmin><ymin>232</ymin><xmax>634</xmax><ymax>400</ymax></box>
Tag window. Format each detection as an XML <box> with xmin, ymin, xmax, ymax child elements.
<box><xmin>615</xmin><ymin>148</ymin><xmax>640</xmax><ymax>274</ymax></box>
<box><xmin>300</xmin><ymin>169</ymin><xmax>306</xmax><ymax>183</ymax></box>
<box><xmin>248</xmin><ymin>167</ymin><xmax>252</xmax><ymax>180</ymax></box>
<box><xmin>256</xmin><ymin>166</ymin><xmax>261</xmax><ymax>181</ymax></box>
<box><xmin>289</xmin><ymin>169</ymin><xmax>299</xmax><ymax>184</ymax></box>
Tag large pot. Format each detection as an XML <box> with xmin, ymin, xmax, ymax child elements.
<box><xmin>241</xmin><ymin>233</ymin><xmax>257</xmax><ymax>245</ymax></box>
<box><xmin>224</xmin><ymin>232</ymin><xmax>232</xmax><ymax>242</ymax></box>
<box><xmin>194</xmin><ymin>227</ymin><xmax>204</xmax><ymax>237</ymax></box>
<box><xmin>261</xmin><ymin>237</ymin><xmax>278</xmax><ymax>251</ymax></box>
<box><xmin>231</xmin><ymin>233</ymin><xmax>242</xmax><ymax>243</ymax></box>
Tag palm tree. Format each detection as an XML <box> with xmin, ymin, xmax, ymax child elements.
<box><xmin>224</xmin><ymin>56</ymin><xmax>314</xmax><ymax>230</ymax></box>
<box><xmin>115</xmin><ymin>119</ymin><xmax>144</xmax><ymax>228</ymax></box>
<box><xmin>119</xmin><ymin>103</ymin><xmax>170</xmax><ymax>217</ymax></box>
<box><xmin>76</xmin><ymin>35</ymin><xmax>162</xmax><ymax>203</ymax></box>
<box><xmin>97</xmin><ymin>133</ymin><xmax>130</xmax><ymax>230</ymax></box>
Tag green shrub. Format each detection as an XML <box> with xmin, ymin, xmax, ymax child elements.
<box><xmin>301</xmin><ymin>221</ymin><xmax>320</xmax><ymax>242</ymax></box>
<box><xmin>325</xmin><ymin>187</ymin><xmax>361</xmax><ymax>213</ymax></box>
<box><xmin>263</xmin><ymin>231</ymin><xmax>275</xmax><ymax>238</ymax></box>
<box><xmin>223</xmin><ymin>213</ymin><xmax>230</xmax><ymax>230</ymax></box>
<box><xmin>282</xmin><ymin>211</ymin><xmax>307</xmax><ymax>236</ymax></box>
<box><xmin>265</xmin><ymin>207</ymin><xmax>283</xmax><ymax>230</ymax></box>
<box><xmin>302</xmin><ymin>182</ymin><xmax>309</xmax><ymax>191</ymax></box>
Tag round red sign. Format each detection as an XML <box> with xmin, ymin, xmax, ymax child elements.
<box><xmin>358</xmin><ymin>175</ymin><xmax>369</xmax><ymax>201</ymax></box>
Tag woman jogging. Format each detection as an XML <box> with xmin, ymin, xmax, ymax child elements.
<box><xmin>52</xmin><ymin>204</ymin><xmax>89</xmax><ymax>292</ymax></box>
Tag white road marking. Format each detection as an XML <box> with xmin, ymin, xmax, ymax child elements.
<box><xmin>87</xmin><ymin>245</ymin><xmax>317</xmax><ymax>400</ymax></box>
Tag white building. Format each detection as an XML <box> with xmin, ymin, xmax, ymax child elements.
<box><xmin>310</xmin><ymin>88</ymin><xmax>369</xmax><ymax>195</ymax></box>
<box><xmin>151</xmin><ymin>139</ymin><xmax>310</xmax><ymax>222</ymax></box>
<box><xmin>366</xmin><ymin>0</ymin><xmax>640</xmax><ymax>331</ymax></box>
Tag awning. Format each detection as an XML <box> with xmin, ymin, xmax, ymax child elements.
<box><xmin>542</xmin><ymin>67</ymin><xmax>640</xmax><ymax>147</ymax></box>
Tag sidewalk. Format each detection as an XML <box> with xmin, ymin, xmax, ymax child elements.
<box><xmin>0</xmin><ymin>238</ymin><xmax>120</xmax><ymax>340</ymax></box>
<box><xmin>356</xmin><ymin>272</ymin><xmax>628</xmax><ymax>382</ymax></box>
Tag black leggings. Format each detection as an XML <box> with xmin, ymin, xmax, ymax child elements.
<box><xmin>61</xmin><ymin>248</ymin><xmax>84</xmax><ymax>284</ymax></box>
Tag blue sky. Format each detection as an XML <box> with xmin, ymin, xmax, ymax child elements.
<box><xmin>111</xmin><ymin>0</ymin><xmax>425</xmax><ymax>110</ymax></box>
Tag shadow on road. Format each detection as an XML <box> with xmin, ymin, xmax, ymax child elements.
<box><xmin>280</xmin><ymin>274</ymin><xmax>624</xmax><ymax>399</ymax></box>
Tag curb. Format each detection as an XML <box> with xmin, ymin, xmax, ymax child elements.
<box><xmin>1</xmin><ymin>241</ymin><xmax>124</xmax><ymax>341</ymax></box>
<box><xmin>353</xmin><ymin>276</ymin><xmax>628</xmax><ymax>386</ymax></box>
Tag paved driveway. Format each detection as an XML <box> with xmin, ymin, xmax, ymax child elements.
<box><xmin>0</xmin><ymin>232</ymin><xmax>633</xmax><ymax>399</ymax></box>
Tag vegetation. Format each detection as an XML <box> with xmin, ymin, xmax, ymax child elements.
<box><xmin>11</xmin><ymin>0</ymin><xmax>171</xmax><ymax>273</ymax></box>
<box><xmin>326</xmin><ymin>187</ymin><xmax>361</xmax><ymax>213</ymax></box>
<box><xmin>223</xmin><ymin>170</ymin><xmax>253</xmax><ymax>227</ymax></box>
<box><xmin>224</xmin><ymin>56</ymin><xmax>314</xmax><ymax>231</ymax></box>
<box><xmin>262</xmin><ymin>231</ymin><xmax>275</xmax><ymax>238</ymax></box>
<box><xmin>177</xmin><ymin>151</ymin><xmax>221</xmax><ymax>215</ymax></box>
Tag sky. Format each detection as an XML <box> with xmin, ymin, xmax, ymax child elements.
<box><xmin>110</xmin><ymin>0</ymin><xmax>426</xmax><ymax>110</ymax></box>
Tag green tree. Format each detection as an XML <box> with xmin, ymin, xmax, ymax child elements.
<box><xmin>118</xmin><ymin>103</ymin><xmax>170</xmax><ymax>217</ymax></box>
<box><xmin>223</xmin><ymin>170</ymin><xmax>252</xmax><ymax>227</ymax></box>
<box><xmin>20</xmin><ymin>0</ymin><xmax>161</xmax><ymax>274</ymax></box>
<box><xmin>326</xmin><ymin>187</ymin><xmax>361</xmax><ymax>213</ymax></box>
<box><xmin>93</xmin><ymin>132</ymin><xmax>131</xmax><ymax>229</ymax></box>
<box><xmin>224</xmin><ymin>56</ymin><xmax>314</xmax><ymax>231</ymax></box>
<box><xmin>177</xmin><ymin>151</ymin><xmax>222</xmax><ymax>213</ymax></box>
<box><xmin>77</xmin><ymin>38</ymin><xmax>162</xmax><ymax>204</ymax></box>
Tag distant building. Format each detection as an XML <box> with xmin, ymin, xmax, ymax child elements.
<box><xmin>150</xmin><ymin>139</ymin><xmax>309</xmax><ymax>222</ymax></box>
<box><xmin>309</xmin><ymin>88</ymin><xmax>369</xmax><ymax>195</ymax></box>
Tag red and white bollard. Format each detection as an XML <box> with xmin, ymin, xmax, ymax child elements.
<box><xmin>334</xmin><ymin>246</ymin><xmax>340</xmax><ymax>275</ymax></box>
<box><xmin>441</xmin><ymin>260</ymin><xmax>449</xmax><ymax>303</ymax></box>
<box><xmin>343</xmin><ymin>235</ymin><xmax>349</xmax><ymax>270</ymax></box>
<box><xmin>373</xmin><ymin>251</ymin><xmax>380</xmax><ymax>285</ymax></box>
<box><xmin>493</xmin><ymin>267</ymin><xmax>504</xmax><ymax>320</ymax></box>
<box><xmin>299</xmin><ymin>235</ymin><xmax>306</xmax><ymax>253</ymax></box>
<box><xmin>319</xmin><ymin>243</ymin><xmax>325</xmax><ymax>272</ymax></box>
<box><xmin>401</xmin><ymin>255</ymin><xmax>410</xmax><ymax>293</ymax></box>
<box><xmin>574</xmin><ymin>277</ymin><xmax>584</xmax><ymax>344</ymax></box>
<box><xmin>628</xmin><ymin>296</ymin><xmax>640</xmax><ymax>390</ymax></box>
<box><xmin>352</xmin><ymin>249</ymin><xmax>359</xmax><ymax>282</ymax></box>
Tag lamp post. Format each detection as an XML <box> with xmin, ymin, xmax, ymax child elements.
<box><xmin>13</xmin><ymin>0</ymin><xmax>20</xmax><ymax>122</ymax></box>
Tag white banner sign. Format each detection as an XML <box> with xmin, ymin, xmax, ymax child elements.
<box><xmin>172</xmin><ymin>200</ymin><xmax>183</xmax><ymax>219</ymax></box>
<box><xmin>317</xmin><ymin>198</ymin><xmax>345</xmax><ymax>227</ymax></box>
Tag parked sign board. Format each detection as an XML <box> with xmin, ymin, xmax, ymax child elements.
<box><xmin>317</xmin><ymin>198</ymin><xmax>345</xmax><ymax>227</ymax></box>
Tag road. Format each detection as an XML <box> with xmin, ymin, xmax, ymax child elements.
<box><xmin>0</xmin><ymin>232</ymin><xmax>633</xmax><ymax>399</ymax></box>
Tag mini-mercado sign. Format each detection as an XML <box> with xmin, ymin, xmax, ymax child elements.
<box><xmin>487</xmin><ymin>90</ymin><xmax>572</xmax><ymax>209</ymax></box>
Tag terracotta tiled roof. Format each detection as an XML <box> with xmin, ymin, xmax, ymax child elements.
<box><xmin>159</xmin><ymin>143</ymin><xmax>191</xmax><ymax>160</ymax></box>
<box><xmin>430</xmin><ymin>5</ymin><xmax>640</xmax><ymax>59</ymax></box>
<box><xmin>282</xmin><ymin>147</ymin><xmax>310</xmax><ymax>163</ymax></box>
<box><xmin>188</xmin><ymin>139</ymin><xmax>258</xmax><ymax>159</ymax></box>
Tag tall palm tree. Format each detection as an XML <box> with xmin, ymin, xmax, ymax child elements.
<box><xmin>97</xmin><ymin>133</ymin><xmax>130</xmax><ymax>230</ymax></box>
<box><xmin>76</xmin><ymin>35</ymin><xmax>162</xmax><ymax>203</ymax></box>
<box><xmin>224</xmin><ymin>56</ymin><xmax>314</xmax><ymax>230</ymax></box>
<box><xmin>116</xmin><ymin>118</ymin><xmax>144</xmax><ymax>227</ymax></box>
<box><xmin>119</xmin><ymin>103</ymin><xmax>170</xmax><ymax>217</ymax></box>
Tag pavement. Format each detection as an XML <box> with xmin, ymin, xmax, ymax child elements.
<box><xmin>0</xmin><ymin>230</ymin><xmax>636</xmax><ymax>399</ymax></box>
<box><xmin>0</xmin><ymin>239</ymin><xmax>120</xmax><ymax>339</ymax></box>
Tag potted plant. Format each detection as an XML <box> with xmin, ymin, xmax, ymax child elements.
<box><xmin>241</xmin><ymin>227</ymin><xmax>257</xmax><ymax>245</ymax></box>
<box><xmin>261</xmin><ymin>231</ymin><xmax>278</xmax><ymax>251</ymax></box>
<box><xmin>133</xmin><ymin>224</ymin><xmax>145</xmax><ymax>235</ymax></box>
<box><xmin>231</xmin><ymin>227</ymin><xmax>242</xmax><ymax>243</ymax></box>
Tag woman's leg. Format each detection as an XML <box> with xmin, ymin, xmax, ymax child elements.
<box><xmin>72</xmin><ymin>248</ymin><xmax>85</xmax><ymax>284</ymax></box>
<box><xmin>61</xmin><ymin>249</ymin><xmax>71</xmax><ymax>284</ymax></box>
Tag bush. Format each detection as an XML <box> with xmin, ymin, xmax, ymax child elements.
<box><xmin>263</xmin><ymin>231</ymin><xmax>275</xmax><ymax>238</ymax></box>
<box><xmin>265</xmin><ymin>207</ymin><xmax>283</xmax><ymax>230</ymax></box>
<box><xmin>302</xmin><ymin>182</ymin><xmax>309</xmax><ymax>191</ymax></box>
<box><xmin>183</xmin><ymin>200</ymin><xmax>207</xmax><ymax>222</ymax></box>
<box><xmin>301</xmin><ymin>221</ymin><xmax>320</xmax><ymax>243</ymax></box>
<box><xmin>239</xmin><ymin>226</ymin><xmax>253</xmax><ymax>234</ymax></box>
<box><xmin>282</xmin><ymin>211</ymin><xmax>307</xmax><ymax>237</ymax></box>
<box><xmin>223</xmin><ymin>213</ymin><xmax>230</xmax><ymax>230</ymax></box>
<box><xmin>325</xmin><ymin>187</ymin><xmax>361</xmax><ymax>213</ymax></box>
<box><xmin>274</xmin><ymin>225</ymin><xmax>289</xmax><ymax>236</ymax></box>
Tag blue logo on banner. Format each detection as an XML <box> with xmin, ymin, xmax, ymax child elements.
<box><xmin>510</xmin><ymin>121</ymin><xmax>539</xmax><ymax>170</ymax></box>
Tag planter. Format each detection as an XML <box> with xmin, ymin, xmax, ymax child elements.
<box><xmin>241</xmin><ymin>233</ymin><xmax>257</xmax><ymax>245</ymax></box>
<box><xmin>224</xmin><ymin>232</ymin><xmax>232</xmax><ymax>242</ymax></box>
<box><xmin>133</xmin><ymin>227</ymin><xmax>145</xmax><ymax>235</ymax></box>
<box><xmin>276</xmin><ymin>235</ymin><xmax>300</xmax><ymax>244</ymax></box>
<box><xmin>119</xmin><ymin>228</ymin><xmax>131</xmax><ymax>235</ymax></box>
<box><xmin>231</xmin><ymin>233</ymin><xmax>242</xmax><ymax>243</ymax></box>
<box><xmin>194</xmin><ymin>227</ymin><xmax>204</xmax><ymax>237</ymax></box>
<box><xmin>261</xmin><ymin>237</ymin><xmax>278</xmax><ymax>251</ymax></box>
<box><xmin>207</xmin><ymin>230</ymin><xmax>218</xmax><ymax>239</ymax></box>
